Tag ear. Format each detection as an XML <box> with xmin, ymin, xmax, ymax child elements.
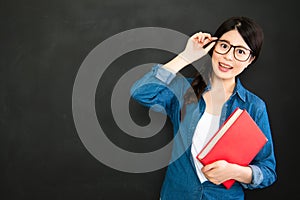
<box><xmin>246</xmin><ymin>56</ymin><xmax>256</xmax><ymax>66</ymax></box>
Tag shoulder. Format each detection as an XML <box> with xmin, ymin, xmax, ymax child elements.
<box><xmin>245</xmin><ymin>89</ymin><xmax>266</xmax><ymax>108</ymax></box>
<box><xmin>237</xmin><ymin>79</ymin><xmax>267</xmax><ymax>112</ymax></box>
<box><xmin>239</xmin><ymin>87</ymin><xmax>270</xmax><ymax>123</ymax></box>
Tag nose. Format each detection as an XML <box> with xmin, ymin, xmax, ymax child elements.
<box><xmin>224</xmin><ymin>47</ymin><xmax>234</xmax><ymax>60</ymax></box>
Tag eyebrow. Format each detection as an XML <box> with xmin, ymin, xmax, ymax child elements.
<box><xmin>218</xmin><ymin>39</ymin><xmax>250</xmax><ymax>50</ymax></box>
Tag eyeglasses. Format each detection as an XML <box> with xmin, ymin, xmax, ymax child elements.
<box><xmin>214</xmin><ymin>40</ymin><xmax>253</xmax><ymax>62</ymax></box>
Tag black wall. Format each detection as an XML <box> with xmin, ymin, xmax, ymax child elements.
<box><xmin>1</xmin><ymin>0</ymin><xmax>299</xmax><ymax>199</ymax></box>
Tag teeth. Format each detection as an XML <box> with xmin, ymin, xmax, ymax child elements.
<box><xmin>220</xmin><ymin>63</ymin><xmax>231</xmax><ymax>68</ymax></box>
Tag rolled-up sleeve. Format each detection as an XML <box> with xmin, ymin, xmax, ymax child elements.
<box><xmin>241</xmin><ymin>103</ymin><xmax>277</xmax><ymax>189</ymax></box>
<box><xmin>155</xmin><ymin>66</ymin><xmax>176</xmax><ymax>85</ymax></box>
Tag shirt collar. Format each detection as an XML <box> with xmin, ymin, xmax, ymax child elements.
<box><xmin>233</xmin><ymin>78</ymin><xmax>246</xmax><ymax>102</ymax></box>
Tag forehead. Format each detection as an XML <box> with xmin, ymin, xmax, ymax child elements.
<box><xmin>219</xmin><ymin>29</ymin><xmax>250</xmax><ymax>49</ymax></box>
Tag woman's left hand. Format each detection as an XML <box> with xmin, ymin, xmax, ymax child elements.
<box><xmin>201</xmin><ymin>160</ymin><xmax>235</xmax><ymax>185</ymax></box>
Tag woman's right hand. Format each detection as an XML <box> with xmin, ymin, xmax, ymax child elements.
<box><xmin>179</xmin><ymin>32</ymin><xmax>217</xmax><ymax>64</ymax></box>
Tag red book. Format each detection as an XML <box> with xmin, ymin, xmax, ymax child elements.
<box><xmin>196</xmin><ymin>108</ymin><xmax>268</xmax><ymax>189</ymax></box>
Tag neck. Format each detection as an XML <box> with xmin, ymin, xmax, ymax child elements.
<box><xmin>202</xmin><ymin>75</ymin><xmax>236</xmax><ymax>116</ymax></box>
<box><xmin>210</xmin><ymin>74</ymin><xmax>236</xmax><ymax>95</ymax></box>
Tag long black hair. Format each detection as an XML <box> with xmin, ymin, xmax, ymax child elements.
<box><xmin>181</xmin><ymin>16</ymin><xmax>264</xmax><ymax>119</ymax></box>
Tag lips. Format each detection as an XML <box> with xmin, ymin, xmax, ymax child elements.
<box><xmin>218</xmin><ymin>62</ymin><xmax>233</xmax><ymax>72</ymax></box>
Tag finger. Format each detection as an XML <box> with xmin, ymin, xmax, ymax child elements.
<box><xmin>200</xmin><ymin>33</ymin><xmax>211</xmax><ymax>42</ymax></box>
<box><xmin>204</xmin><ymin>41</ymin><xmax>216</xmax><ymax>53</ymax></box>
<box><xmin>191</xmin><ymin>32</ymin><xmax>215</xmax><ymax>45</ymax></box>
<box><xmin>196</xmin><ymin>33</ymin><xmax>203</xmax><ymax>42</ymax></box>
<box><xmin>190</xmin><ymin>35</ymin><xmax>201</xmax><ymax>44</ymax></box>
<box><xmin>192</xmin><ymin>32</ymin><xmax>209</xmax><ymax>41</ymax></box>
<box><xmin>202</xmin><ymin>163</ymin><xmax>215</xmax><ymax>172</ymax></box>
<box><xmin>191</xmin><ymin>32</ymin><xmax>201</xmax><ymax>40</ymax></box>
<box><xmin>203</xmin><ymin>35</ymin><xmax>217</xmax><ymax>43</ymax></box>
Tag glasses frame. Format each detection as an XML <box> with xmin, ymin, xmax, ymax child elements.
<box><xmin>213</xmin><ymin>40</ymin><xmax>253</xmax><ymax>62</ymax></box>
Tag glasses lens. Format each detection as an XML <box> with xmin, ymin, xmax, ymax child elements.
<box><xmin>215</xmin><ymin>41</ymin><xmax>230</xmax><ymax>54</ymax></box>
<box><xmin>234</xmin><ymin>47</ymin><xmax>251</xmax><ymax>61</ymax></box>
<box><xmin>215</xmin><ymin>41</ymin><xmax>251</xmax><ymax>61</ymax></box>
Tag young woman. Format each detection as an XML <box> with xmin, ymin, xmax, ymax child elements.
<box><xmin>131</xmin><ymin>16</ymin><xmax>277</xmax><ymax>200</ymax></box>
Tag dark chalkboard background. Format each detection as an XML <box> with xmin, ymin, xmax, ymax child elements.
<box><xmin>1</xmin><ymin>0</ymin><xmax>299</xmax><ymax>199</ymax></box>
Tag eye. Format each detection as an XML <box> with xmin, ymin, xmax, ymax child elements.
<box><xmin>220</xmin><ymin>42</ymin><xmax>229</xmax><ymax>49</ymax></box>
<box><xmin>236</xmin><ymin>48</ymin><xmax>246</xmax><ymax>55</ymax></box>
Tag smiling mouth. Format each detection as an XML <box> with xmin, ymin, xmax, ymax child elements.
<box><xmin>219</xmin><ymin>62</ymin><xmax>233</xmax><ymax>72</ymax></box>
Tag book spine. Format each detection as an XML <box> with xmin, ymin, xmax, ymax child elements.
<box><xmin>197</xmin><ymin>107</ymin><xmax>241</xmax><ymax>160</ymax></box>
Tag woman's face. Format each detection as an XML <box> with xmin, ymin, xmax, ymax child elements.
<box><xmin>211</xmin><ymin>29</ymin><xmax>254</xmax><ymax>81</ymax></box>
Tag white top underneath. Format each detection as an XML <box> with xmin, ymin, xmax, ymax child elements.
<box><xmin>191</xmin><ymin>111</ymin><xmax>220</xmax><ymax>183</ymax></box>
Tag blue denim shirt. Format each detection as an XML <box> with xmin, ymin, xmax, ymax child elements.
<box><xmin>130</xmin><ymin>64</ymin><xmax>277</xmax><ymax>200</ymax></box>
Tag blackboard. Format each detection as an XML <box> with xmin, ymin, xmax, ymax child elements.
<box><xmin>1</xmin><ymin>0</ymin><xmax>299</xmax><ymax>199</ymax></box>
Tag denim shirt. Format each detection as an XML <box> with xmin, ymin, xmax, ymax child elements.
<box><xmin>130</xmin><ymin>64</ymin><xmax>277</xmax><ymax>200</ymax></box>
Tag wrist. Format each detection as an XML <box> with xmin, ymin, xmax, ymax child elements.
<box><xmin>231</xmin><ymin>164</ymin><xmax>252</xmax><ymax>184</ymax></box>
<box><xmin>177</xmin><ymin>53</ymin><xmax>192</xmax><ymax>65</ymax></box>
<box><xmin>162</xmin><ymin>55</ymin><xmax>190</xmax><ymax>73</ymax></box>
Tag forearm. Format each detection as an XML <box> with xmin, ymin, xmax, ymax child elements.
<box><xmin>162</xmin><ymin>55</ymin><xmax>190</xmax><ymax>73</ymax></box>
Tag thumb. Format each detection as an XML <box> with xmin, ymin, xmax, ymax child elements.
<box><xmin>202</xmin><ymin>163</ymin><xmax>215</xmax><ymax>173</ymax></box>
<box><xmin>204</xmin><ymin>41</ymin><xmax>216</xmax><ymax>53</ymax></box>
